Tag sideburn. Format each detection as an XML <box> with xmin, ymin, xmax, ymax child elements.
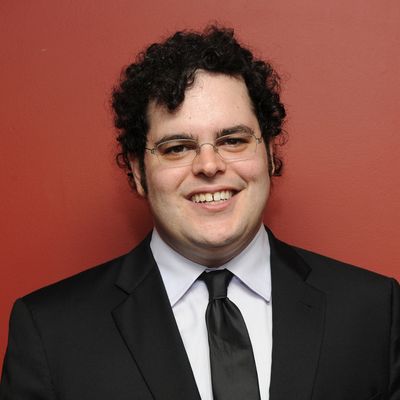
<box><xmin>139</xmin><ymin>157</ymin><xmax>148</xmax><ymax>194</ymax></box>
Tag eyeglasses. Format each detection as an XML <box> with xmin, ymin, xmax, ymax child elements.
<box><xmin>146</xmin><ymin>132</ymin><xmax>263</xmax><ymax>167</ymax></box>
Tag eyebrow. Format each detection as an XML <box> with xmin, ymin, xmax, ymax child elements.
<box><xmin>216</xmin><ymin>125</ymin><xmax>255</xmax><ymax>137</ymax></box>
<box><xmin>154</xmin><ymin>133</ymin><xmax>195</xmax><ymax>147</ymax></box>
<box><xmin>153</xmin><ymin>124</ymin><xmax>255</xmax><ymax>146</ymax></box>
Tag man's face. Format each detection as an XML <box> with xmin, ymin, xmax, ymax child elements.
<box><xmin>131</xmin><ymin>71</ymin><xmax>271</xmax><ymax>266</ymax></box>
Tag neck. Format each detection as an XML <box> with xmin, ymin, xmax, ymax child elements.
<box><xmin>155</xmin><ymin>224</ymin><xmax>263</xmax><ymax>268</ymax></box>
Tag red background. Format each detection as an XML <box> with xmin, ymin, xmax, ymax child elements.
<box><xmin>1</xmin><ymin>0</ymin><xmax>399</xmax><ymax>364</ymax></box>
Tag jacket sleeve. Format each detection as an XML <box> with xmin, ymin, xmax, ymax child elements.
<box><xmin>389</xmin><ymin>278</ymin><xmax>400</xmax><ymax>399</ymax></box>
<box><xmin>0</xmin><ymin>299</ymin><xmax>56</xmax><ymax>400</ymax></box>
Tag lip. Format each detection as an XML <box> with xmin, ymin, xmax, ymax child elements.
<box><xmin>185</xmin><ymin>186</ymin><xmax>240</xmax><ymax>214</ymax></box>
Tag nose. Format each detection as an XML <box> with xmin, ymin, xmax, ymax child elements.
<box><xmin>191</xmin><ymin>143</ymin><xmax>226</xmax><ymax>177</ymax></box>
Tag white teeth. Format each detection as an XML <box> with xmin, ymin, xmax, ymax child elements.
<box><xmin>191</xmin><ymin>191</ymin><xmax>234</xmax><ymax>203</ymax></box>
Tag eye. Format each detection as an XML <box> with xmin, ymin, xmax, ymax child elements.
<box><xmin>222</xmin><ymin>137</ymin><xmax>245</xmax><ymax>145</ymax></box>
<box><xmin>217</xmin><ymin>134</ymin><xmax>251</xmax><ymax>150</ymax></box>
<box><xmin>158</xmin><ymin>140</ymin><xmax>197</xmax><ymax>158</ymax></box>
<box><xmin>165</xmin><ymin>144</ymin><xmax>189</xmax><ymax>154</ymax></box>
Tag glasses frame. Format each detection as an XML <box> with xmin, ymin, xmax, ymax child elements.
<box><xmin>145</xmin><ymin>132</ymin><xmax>263</xmax><ymax>167</ymax></box>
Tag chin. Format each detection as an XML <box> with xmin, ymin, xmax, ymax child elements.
<box><xmin>189</xmin><ymin>227</ymin><xmax>243</xmax><ymax>250</ymax></box>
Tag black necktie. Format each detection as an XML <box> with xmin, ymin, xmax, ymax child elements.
<box><xmin>200</xmin><ymin>269</ymin><xmax>261</xmax><ymax>400</ymax></box>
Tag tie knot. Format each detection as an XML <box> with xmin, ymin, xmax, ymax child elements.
<box><xmin>200</xmin><ymin>269</ymin><xmax>233</xmax><ymax>301</ymax></box>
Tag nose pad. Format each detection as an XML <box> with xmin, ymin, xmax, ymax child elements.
<box><xmin>192</xmin><ymin>143</ymin><xmax>226</xmax><ymax>176</ymax></box>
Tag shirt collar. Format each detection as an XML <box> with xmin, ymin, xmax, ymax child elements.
<box><xmin>219</xmin><ymin>226</ymin><xmax>271</xmax><ymax>302</ymax></box>
<box><xmin>150</xmin><ymin>225</ymin><xmax>271</xmax><ymax>307</ymax></box>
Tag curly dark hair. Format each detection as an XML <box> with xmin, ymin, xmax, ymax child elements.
<box><xmin>112</xmin><ymin>25</ymin><xmax>286</xmax><ymax>192</ymax></box>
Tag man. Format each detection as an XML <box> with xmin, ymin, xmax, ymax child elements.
<box><xmin>1</xmin><ymin>26</ymin><xmax>399</xmax><ymax>400</ymax></box>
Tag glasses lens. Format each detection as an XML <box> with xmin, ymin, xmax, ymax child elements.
<box><xmin>216</xmin><ymin>133</ymin><xmax>257</xmax><ymax>161</ymax></box>
<box><xmin>153</xmin><ymin>133</ymin><xmax>259</xmax><ymax>167</ymax></box>
<box><xmin>156</xmin><ymin>139</ymin><xmax>197</xmax><ymax>165</ymax></box>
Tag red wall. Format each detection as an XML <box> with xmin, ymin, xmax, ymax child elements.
<box><xmin>1</xmin><ymin>0</ymin><xmax>399</xmax><ymax>363</ymax></box>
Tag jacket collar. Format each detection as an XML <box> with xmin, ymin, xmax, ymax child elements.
<box><xmin>112</xmin><ymin>234</ymin><xmax>201</xmax><ymax>400</ymax></box>
<box><xmin>112</xmin><ymin>229</ymin><xmax>326</xmax><ymax>400</ymax></box>
<box><xmin>267</xmin><ymin>229</ymin><xmax>326</xmax><ymax>400</ymax></box>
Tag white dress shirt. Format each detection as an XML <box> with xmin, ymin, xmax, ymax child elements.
<box><xmin>150</xmin><ymin>225</ymin><xmax>272</xmax><ymax>400</ymax></box>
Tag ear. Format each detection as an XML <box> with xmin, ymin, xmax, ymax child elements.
<box><xmin>129</xmin><ymin>158</ymin><xmax>146</xmax><ymax>197</ymax></box>
<box><xmin>268</xmin><ymin>142</ymin><xmax>276</xmax><ymax>176</ymax></box>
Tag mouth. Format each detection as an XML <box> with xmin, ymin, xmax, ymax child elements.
<box><xmin>190</xmin><ymin>190</ymin><xmax>235</xmax><ymax>204</ymax></box>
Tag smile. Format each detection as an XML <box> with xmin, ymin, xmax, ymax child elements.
<box><xmin>191</xmin><ymin>190</ymin><xmax>234</xmax><ymax>203</ymax></box>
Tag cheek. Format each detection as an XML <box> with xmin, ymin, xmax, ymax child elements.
<box><xmin>146</xmin><ymin>167</ymin><xmax>187</xmax><ymax>199</ymax></box>
<box><xmin>240</xmin><ymin>157</ymin><xmax>269</xmax><ymax>184</ymax></box>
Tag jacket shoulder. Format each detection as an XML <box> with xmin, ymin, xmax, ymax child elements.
<box><xmin>290</xmin><ymin>244</ymin><xmax>396</xmax><ymax>293</ymax></box>
<box><xmin>21</xmin><ymin>252</ymin><xmax>126</xmax><ymax>312</ymax></box>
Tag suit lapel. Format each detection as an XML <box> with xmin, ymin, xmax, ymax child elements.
<box><xmin>112</xmin><ymin>236</ymin><xmax>201</xmax><ymax>400</ymax></box>
<box><xmin>111</xmin><ymin>230</ymin><xmax>325</xmax><ymax>399</ymax></box>
<box><xmin>268</xmin><ymin>231</ymin><xmax>326</xmax><ymax>400</ymax></box>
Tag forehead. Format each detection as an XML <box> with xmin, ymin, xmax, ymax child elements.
<box><xmin>146</xmin><ymin>71</ymin><xmax>258</xmax><ymax>140</ymax></box>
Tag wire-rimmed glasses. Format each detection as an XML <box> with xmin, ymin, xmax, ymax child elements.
<box><xmin>145</xmin><ymin>131</ymin><xmax>263</xmax><ymax>168</ymax></box>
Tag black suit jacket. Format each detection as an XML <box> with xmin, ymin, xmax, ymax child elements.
<box><xmin>1</xmin><ymin>230</ymin><xmax>399</xmax><ymax>400</ymax></box>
